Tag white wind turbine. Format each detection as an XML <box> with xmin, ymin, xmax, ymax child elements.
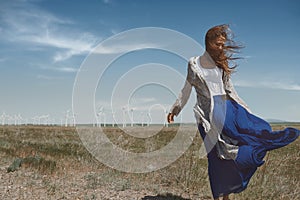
<box><xmin>40</xmin><ymin>115</ymin><xmax>50</xmax><ymax>125</ymax></box>
<box><xmin>140</xmin><ymin>111</ymin><xmax>144</xmax><ymax>127</ymax></box>
<box><xmin>18</xmin><ymin>114</ymin><xmax>27</xmax><ymax>126</ymax></box>
<box><xmin>1</xmin><ymin>112</ymin><xmax>6</xmax><ymax>125</ymax></box>
<box><xmin>72</xmin><ymin>113</ymin><xmax>76</xmax><ymax>126</ymax></box>
<box><xmin>65</xmin><ymin>110</ymin><xmax>76</xmax><ymax>127</ymax></box>
<box><xmin>164</xmin><ymin>107</ymin><xmax>169</xmax><ymax>127</ymax></box>
<box><xmin>122</xmin><ymin>106</ymin><xmax>127</xmax><ymax>128</ymax></box>
<box><xmin>13</xmin><ymin>114</ymin><xmax>18</xmax><ymax>126</ymax></box>
<box><xmin>12</xmin><ymin>114</ymin><xmax>22</xmax><ymax>126</ymax></box>
<box><xmin>25</xmin><ymin>118</ymin><xmax>28</xmax><ymax>126</ymax></box>
<box><xmin>7</xmin><ymin>114</ymin><xmax>14</xmax><ymax>125</ymax></box>
<box><xmin>4</xmin><ymin>114</ymin><xmax>10</xmax><ymax>125</ymax></box>
<box><xmin>38</xmin><ymin>115</ymin><xmax>43</xmax><ymax>125</ymax></box>
<box><xmin>46</xmin><ymin>115</ymin><xmax>50</xmax><ymax>125</ymax></box>
<box><xmin>102</xmin><ymin>111</ymin><xmax>106</xmax><ymax>127</ymax></box>
<box><xmin>31</xmin><ymin>116</ymin><xmax>37</xmax><ymax>125</ymax></box>
<box><xmin>146</xmin><ymin>111</ymin><xmax>151</xmax><ymax>127</ymax></box>
<box><xmin>99</xmin><ymin>107</ymin><xmax>106</xmax><ymax>127</ymax></box>
<box><xmin>112</xmin><ymin>111</ymin><xmax>116</xmax><ymax>127</ymax></box>
<box><xmin>97</xmin><ymin>106</ymin><xmax>103</xmax><ymax>127</ymax></box>
<box><xmin>38</xmin><ymin>115</ymin><xmax>44</xmax><ymax>125</ymax></box>
<box><xmin>130</xmin><ymin>108</ymin><xmax>134</xmax><ymax>127</ymax></box>
<box><xmin>49</xmin><ymin>117</ymin><xmax>55</xmax><ymax>126</ymax></box>
<box><xmin>17</xmin><ymin>113</ymin><xmax>23</xmax><ymax>125</ymax></box>
<box><xmin>64</xmin><ymin>110</ymin><xmax>72</xmax><ymax>127</ymax></box>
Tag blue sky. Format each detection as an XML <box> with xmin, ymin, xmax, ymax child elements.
<box><xmin>0</xmin><ymin>0</ymin><xmax>299</xmax><ymax>124</ymax></box>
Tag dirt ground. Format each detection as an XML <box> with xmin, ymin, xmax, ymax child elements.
<box><xmin>0</xmin><ymin>159</ymin><xmax>200</xmax><ymax>200</ymax></box>
<box><xmin>0</xmin><ymin>125</ymin><xmax>299</xmax><ymax>199</ymax></box>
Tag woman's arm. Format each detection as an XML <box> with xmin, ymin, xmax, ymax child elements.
<box><xmin>169</xmin><ymin>61</ymin><xmax>194</xmax><ymax>120</ymax></box>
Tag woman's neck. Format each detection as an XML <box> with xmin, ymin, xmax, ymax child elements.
<box><xmin>199</xmin><ymin>52</ymin><xmax>216</xmax><ymax>69</ymax></box>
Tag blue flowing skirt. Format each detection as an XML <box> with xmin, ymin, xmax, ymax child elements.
<box><xmin>198</xmin><ymin>95</ymin><xmax>299</xmax><ymax>198</ymax></box>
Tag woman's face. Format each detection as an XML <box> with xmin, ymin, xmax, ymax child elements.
<box><xmin>206</xmin><ymin>34</ymin><xmax>227</xmax><ymax>57</ymax></box>
<box><xmin>215</xmin><ymin>36</ymin><xmax>226</xmax><ymax>50</ymax></box>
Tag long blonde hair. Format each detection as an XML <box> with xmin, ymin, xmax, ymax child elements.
<box><xmin>205</xmin><ymin>24</ymin><xmax>243</xmax><ymax>75</ymax></box>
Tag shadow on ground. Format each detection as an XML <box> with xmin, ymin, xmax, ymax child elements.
<box><xmin>141</xmin><ymin>193</ymin><xmax>191</xmax><ymax>200</ymax></box>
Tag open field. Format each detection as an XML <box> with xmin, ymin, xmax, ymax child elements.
<box><xmin>0</xmin><ymin>124</ymin><xmax>299</xmax><ymax>200</ymax></box>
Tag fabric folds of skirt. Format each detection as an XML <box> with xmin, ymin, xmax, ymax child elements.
<box><xmin>198</xmin><ymin>95</ymin><xmax>299</xmax><ymax>198</ymax></box>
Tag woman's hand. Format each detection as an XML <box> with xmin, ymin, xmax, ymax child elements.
<box><xmin>167</xmin><ymin>113</ymin><xmax>175</xmax><ymax>123</ymax></box>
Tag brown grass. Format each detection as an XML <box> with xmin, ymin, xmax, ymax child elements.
<box><xmin>0</xmin><ymin>124</ymin><xmax>299</xmax><ymax>199</ymax></box>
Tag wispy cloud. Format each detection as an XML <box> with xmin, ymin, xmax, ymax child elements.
<box><xmin>36</xmin><ymin>74</ymin><xmax>64</xmax><ymax>80</ymax></box>
<box><xmin>24</xmin><ymin>31</ymin><xmax>98</xmax><ymax>62</ymax></box>
<box><xmin>0</xmin><ymin>1</ymin><xmax>100</xmax><ymax>62</ymax></box>
<box><xmin>55</xmin><ymin>67</ymin><xmax>78</xmax><ymax>73</ymax></box>
<box><xmin>38</xmin><ymin>64</ymin><xmax>78</xmax><ymax>73</ymax></box>
<box><xmin>0</xmin><ymin>2</ymin><xmax>72</xmax><ymax>34</ymax></box>
<box><xmin>94</xmin><ymin>42</ymin><xmax>162</xmax><ymax>54</ymax></box>
<box><xmin>235</xmin><ymin>80</ymin><xmax>300</xmax><ymax>91</ymax></box>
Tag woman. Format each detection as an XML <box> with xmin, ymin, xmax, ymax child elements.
<box><xmin>167</xmin><ymin>24</ymin><xmax>299</xmax><ymax>200</ymax></box>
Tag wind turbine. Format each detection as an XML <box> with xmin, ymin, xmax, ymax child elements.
<box><xmin>146</xmin><ymin>111</ymin><xmax>151</xmax><ymax>127</ymax></box>
<box><xmin>103</xmin><ymin>111</ymin><xmax>106</xmax><ymax>127</ymax></box>
<box><xmin>140</xmin><ymin>111</ymin><xmax>144</xmax><ymax>127</ymax></box>
<box><xmin>72</xmin><ymin>113</ymin><xmax>76</xmax><ymax>126</ymax></box>
<box><xmin>112</xmin><ymin>111</ymin><xmax>116</xmax><ymax>127</ymax></box>
<box><xmin>8</xmin><ymin>114</ymin><xmax>14</xmax><ymax>125</ymax></box>
<box><xmin>45</xmin><ymin>115</ymin><xmax>50</xmax><ymax>125</ymax></box>
<box><xmin>31</xmin><ymin>116</ymin><xmax>38</xmax><ymax>125</ymax></box>
<box><xmin>38</xmin><ymin>115</ymin><xmax>45</xmax><ymax>125</ymax></box>
<box><xmin>165</xmin><ymin>107</ymin><xmax>169</xmax><ymax>127</ymax></box>
<box><xmin>1</xmin><ymin>112</ymin><xmax>6</xmax><ymax>125</ymax></box>
<box><xmin>5</xmin><ymin>114</ymin><xmax>10</xmax><ymax>125</ymax></box>
<box><xmin>97</xmin><ymin>106</ymin><xmax>103</xmax><ymax>127</ymax></box>
<box><xmin>64</xmin><ymin>110</ymin><xmax>72</xmax><ymax>127</ymax></box>
<box><xmin>42</xmin><ymin>115</ymin><xmax>50</xmax><ymax>125</ymax></box>
<box><xmin>31</xmin><ymin>116</ymin><xmax>36</xmax><ymax>125</ymax></box>
<box><xmin>65</xmin><ymin>111</ymin><xmax>76</xmax><ymax>127</ymax></box>
<box><xmin>13</xmin><ymin>114</ymin><xmax>18</xmax><ymax>126</ymax></box>
<box><xmin>130</xmin><ymin>108</ymin><xmax>134</xmax><ymax>127</ymax></box>
<box><xmin>50</xmin><ymin>117</ymin><xmax>55</xmax><ymax>126</ymax></box>
<box><xmin>17</xmin><ymin>113</ymin><xmax>23</xmax><ymax>125</ymax></box>
<box><xmin>122</xmin><ymin>106</ymin><xmax>127</xmax><ymax>128</ymax></box>
<box><xmin>17</xmin><ymin>114</ymin><xmax>27</xmax><ymax>126</ymax></box>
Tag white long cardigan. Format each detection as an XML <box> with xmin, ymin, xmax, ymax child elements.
<box><xmin>170</xmin><ymin>56</ymin><xmax>251</xmax><ymax>159</ymax></box>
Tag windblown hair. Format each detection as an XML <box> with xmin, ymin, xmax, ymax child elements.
<box><xmin>205</xmin><ymin>24</ymin><xmax>243</xmax><ymax>75</ymax></box>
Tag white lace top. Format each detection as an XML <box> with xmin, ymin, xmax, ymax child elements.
<box><xmin>196</xmin><ymin>58</ymin><xmax>226</xmax><ymax>96</ymax></box>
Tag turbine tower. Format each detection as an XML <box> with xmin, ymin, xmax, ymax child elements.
<box><xmin>72</xmin><ymin>113</ymin><xmax>76</xmax><ymax>127</ymax></box>
<box><xmin>97</xmin><ymin>106</ymin><xmax>103</xmax><ymax>127</ymax></box>
<box><xmin>1</xmin><ymin>112</ymin><xmax>6</xmax><ymax>126</ymax></box>
<box><xmin>130</xmin><ymin>108</ymin><xmax>134</xmax><ymax>127</ymax></box>
<box><xmin>112</xmin><ymin>111</ymin><xmax>116</xmax><ymax>127</ymax></box>
<box><xmin>103</xmin><ymin>111</ymin><xmax>106</xmax><ymax>127</ymax></box>
<box><xmin>17</xmin><ymin>113</ymin><xmax>23</xmax><ymax>125</ymax></box>
<box><xmin>147</xmin><ymin>112</ymin><xmax>151</xmax><ymax>127</ymax></box>
<box><xmin>122</xmin><ymin>106</ymin><xmax>127</xmax><ymax>128</ymax></box>
<box><xmin>14</xmin><ymin>114</ymin><xmax>18</xmax><ymax>126</ymax></box>
<box><xmin>165</xmin><ymin>108</ymin><xmax>169</xmax><ymax>127</ymax></box>
<box><xmin>140</xmin><ymin>111</ymin><xmax>144</xmax><ymax>127</ymax></box>
<box><xmin>65</xmin><ymin>110</ymin><xmax>72</xmax><ymax>127</ymax></box>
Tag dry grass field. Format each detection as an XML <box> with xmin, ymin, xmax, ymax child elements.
<box><xmin>0</xmin><ymin>124</ymin><xmax>299</xmax><ymax>200</ymax></box>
